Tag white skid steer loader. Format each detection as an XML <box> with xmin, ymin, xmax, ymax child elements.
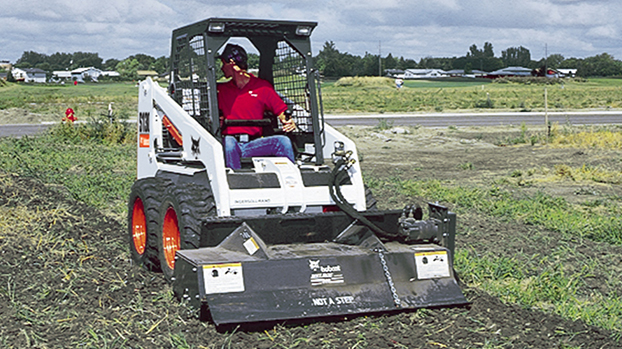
<box><xmin>128</xmin><ymin>18</ymin><xmax>467</xmax><ymax>325</ymax></box>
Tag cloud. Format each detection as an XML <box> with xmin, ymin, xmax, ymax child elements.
<box><xmin>1</xmin><ymin>0</ymin><xmax>621</xmax><ymax>63</ymax></box>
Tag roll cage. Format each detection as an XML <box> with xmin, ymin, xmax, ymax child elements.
<box><xmin>168</xmin><ymin>18</ymin><xmax>325</xmax><ymax>165</ymax></box>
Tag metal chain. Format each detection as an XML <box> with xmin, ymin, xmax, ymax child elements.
<box><xmin>378</xmin><ymin>250</ymin><xmax>401</xmax><ymax>308</ymax></box>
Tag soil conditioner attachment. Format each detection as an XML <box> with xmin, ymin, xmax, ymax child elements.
<box><xmin>128</xmin><ymin>18</ymin><xmax>467</xmax><ymax>325</ymax></box>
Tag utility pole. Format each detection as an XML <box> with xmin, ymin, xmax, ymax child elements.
<box><xmin>544</xmin><ymin>43</ymin><xmax>550</xmax><ymax>137</ymax></box>
<box><xmin>378</xmin><ymin>41</ymin><xmax>382</xmax><ymax>77</ymax></box>
<box><xmin>544</xmin><ymin>43</ymin><xmax>548</xmax><ymax>76</ymax></box>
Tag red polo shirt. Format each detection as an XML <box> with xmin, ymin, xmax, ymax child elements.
<box><xmin>218</xmin><ymin>74</ymin><xmax>288</xmax><ymax>137</ymax></box>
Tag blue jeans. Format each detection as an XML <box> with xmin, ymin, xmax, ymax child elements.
<box><xmin>224</xmin><ymin>135</ymin><xmax>295</xmax><ymax>169</ymax></box>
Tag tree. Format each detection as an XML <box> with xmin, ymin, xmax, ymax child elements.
<box><xmin>418</xmin><ymin>57</ymin><xmax>455</xmax><ymax>70</ymax></box>
<box><xmin>48</xmin><ymin>53</ymin><xmax>72</xmax><ymax>71</ymax></box>
<box><xmin>464</xmin><ymin>62</ymin><xmax>473</xmax><ymax>74</ymax></box>
<box><xmin>468</xmin><ymin>44</ymin><xmax>481</xmax><ymax>58</ymax></box>
<box><xmin>316</xmin><ymin>41</ymin><xmax>354</xmax><ymax>77</ymax></box>
<box><xmin>384</xmin><ymin>53</ymin><xmax>397</xmax><ymax>70</ymax></box>
<box><xmin>546</xmin><ymin>54</ymin><xmax>564</xmax><ymax>69</ymax></box>
<box><xmin>15</xmin><ymin>51</ymin><xmax>47</xmax><ymax>69</ymax></box>
<box><xmin>501</xmin><ymin>46</ymin><xmax>531</xmax><ymax>67</ymax></box>
<box><xmin>483</xmin><ymin>42</ymin><xmax>494</xmax><ymax>58</ymax></box>
<box><xmin>361</xmin><ymin>52</ymin><xmax>380</xmax><ymax>76</ymax></box>
<box><xmin>576</xmin><ymin>53</ymin><xmax>622</xmax><ymax>77</ymax></box>
<box><xmin>116</xmin><ymin>58</ymin><xmax>141</xmax><ymax>80</ymax></box>
<box><xmin>396</xmin><ymin>56</ymin><xmax>417</xmax><ymax>70</ymax></box>
<box><xmin>104</xmin><ymin>58</ymin><xmax>120</xmax><ymax>71</ymax></box>
<box><xmin>464</xmin><ymin>43</ymin><xmax>501</xmax><ymax>71</ymax></box>
<box><xmin>6</xmin><ymin>68</ymin><xmax>16</xmax><ymax>82</ymax></box>
<box><xmin>71</xmin><ymin>52</ymin><xmax>103</xmax><ymax>69</ymax></box>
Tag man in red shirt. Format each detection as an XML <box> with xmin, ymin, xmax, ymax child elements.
<box><xmin>217</xmin><ymin>44</ymin><xmax>296</xmax><ymax>169</ymax></box>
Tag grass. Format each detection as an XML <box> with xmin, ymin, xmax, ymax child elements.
<box><xmin>0</xmin><ymin>82</ymin><xmax>138</xmax><ymax>123</ymax></box>
<box><xmin>0</xmin><ymin>122</ymin><xmax>136</xmax><ymax>217</ymax></box>
<box><xmin>394</xmin><ymin>178</ymin><xmax>622</xmax><ymax>244</ymax></box>
<box><xmin>366</xmin><ymin>175</ymin><xmax>622</xmax><ymax>335</ymax></box>
<box><xmin>321</xmin><ymin>77</ymin><xmax>622</xmax><ymax>114</ymax></box>
<box><xmin>364</xmin><ymin>126</ymin><xmax>622</xmax><ymax>336</ymax></box>
<box><xmin>2</xmin><ymin>78</ymin><xmax>622</xmax><ymax>125</ymax></box>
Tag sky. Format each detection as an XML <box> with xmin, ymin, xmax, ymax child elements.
<box><xmin>1</xmin><ymin>0</ymin><xmax>621</xmax><ymax>64</ymax></box>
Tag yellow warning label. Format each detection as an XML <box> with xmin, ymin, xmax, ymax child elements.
<box><xmin>204</xmin><ymin>263</ymin><xmax>242</xmax><ymax>269</ymax></box>
<box><xmin>414</xmin><ymin>251</ymin><xmax>450</xmax><ymax>280</ymax></box>
<box><xmin>415</xmin><ymin>250</ymin><xmax>448</xmax><ymax>257</ymax></box>
<box><xmin>203</xmin><ymin>263</ymin><xmax>244</xmax><ymax>294</ymax></box>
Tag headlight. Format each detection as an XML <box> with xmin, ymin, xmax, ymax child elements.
<box><xmin>296</xmin><ymin>26</ymin><xmax>312</xmax><ymax>36</ymax></box>
<box><xmin>208</xmin><ymin>22</ymin><xmax>225</xmax><ymax>33</ymax></box>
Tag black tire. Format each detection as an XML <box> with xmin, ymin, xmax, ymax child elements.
<box><xmin>127</xmin><ymin>178</ymin><xmax>168</xmax><ymax>272</ymax></box>
<box><xmin>365</xmin><ymin>184</ymin><xmax>378</xmax><ymax>211</ymax></box>
<box><xmin>156</xmin><ymin>182</ymin><xmax>216</xmax><ymax>282</ymax></box>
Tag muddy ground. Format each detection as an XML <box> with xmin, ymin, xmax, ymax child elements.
<box><xmin>1</xmin><ymin>123</ymin><xmax>622</xmax><ymax>348</ymax></box>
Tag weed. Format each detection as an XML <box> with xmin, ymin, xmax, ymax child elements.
<box><xmin>459</xmin><ymin>162</ymin><xmax>474</xmax><ymax>170</ymax></box>
<box><xmin>375</xmin><ymin>118</ymin><xmax>394</xmax><ymax>130</ymax></box>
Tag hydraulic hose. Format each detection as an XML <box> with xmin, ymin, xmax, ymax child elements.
<box><xmin>328</xmin><ymin>156</ymin><xmax>390</xmax><ymax>238</ymax></box>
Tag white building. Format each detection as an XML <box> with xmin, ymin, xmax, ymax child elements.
<box><xmin>557</xmin><ymin>69</ymin><xmax>577</xmax><ymax>78</ymax></box>
<box><xmin>0</xmin><ymin>60</ymin><xmax>11</xmax><ymax>71</ymax></box>
<box><xmin>12</xmin><ymin>68</ymin><xmax>47</xmax><ymax>83</ymax></box>
<box><xmin>101</xmin><ymin>71</ymin><xmax>120</xmax><ymax>78</ymax></box>
<box><xmin>403</xmin><ymin>69</ymin><xmax>447</xmax><ymax>79</ymax></box>
<box><xmin>487</xmin><ymin>66</ymin><xmax>532</xmax><ymax>77</ymax></box>
<box><xmin>71</xmin><ymin>67</ymin><xmax>103</xmax><ymax>82</ymax></box>
<box><xmin>52</xmin><ymin>70</ymin><xmax>72</xmax><ymax>81</ymax></box>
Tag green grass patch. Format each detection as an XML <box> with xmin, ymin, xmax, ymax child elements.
<box><xmin>456</xmin><ymin>248</ymin><xmax>622</xmax><ymax>336</ymax></box>
<box><xmin>364</xmin><ymin>176</ymin><xmax>622</xmax><ymax>335</ymax></box>
<box><xmin>321</xmin><ymin>78</ymin><xmax>622</xmax><ymax>114</ymax></box>
<box><xmin>0</xmin><ymin>82</ymin><xmax>138</xmax><ymax>123</ymax></box>
<box><xmin>0</xmin><ymin>124</ymin><xmax>136</xmax><ymax>217</ymax></box>
<box><xmin>394</xmin><ymin>179</ymin><xmax>622</xmax><ymax>244</ymax></box>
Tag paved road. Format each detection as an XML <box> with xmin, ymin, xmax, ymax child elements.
<box><xmin>1</xmin><ymin>111</ymin><xmax>621</xmax><ymax>137</ymax></box>
<box><xmin>324</xmin><ymin>110</ymin><xmax>622</xmax><ymax>127</ymax></box>
<box><xmin>0</xmin><ymin>123</ymin><xmax>56</xmax><ymax>138</ymax></box>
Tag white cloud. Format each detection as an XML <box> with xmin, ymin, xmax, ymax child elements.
<box><xmin>1</xmin><ymin>0</ymin><xmax>621</xmax><ymax>63</ymax></box>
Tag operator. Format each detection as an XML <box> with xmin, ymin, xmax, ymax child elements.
<box><xmin>217</xmin><ymin>44</ymin><xmax>297</xmax><ymax>169</ymax></box>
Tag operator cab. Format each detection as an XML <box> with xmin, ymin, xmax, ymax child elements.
<box><xmin>166</xmin><ymin>18</ymin><xmax>324</xmax><ymax>168</ymax></box>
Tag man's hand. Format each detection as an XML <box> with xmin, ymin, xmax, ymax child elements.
<box><xmin>279</xmin><ymin>112</ymin><xmax>296</xmax><ymax>132</ymax></box>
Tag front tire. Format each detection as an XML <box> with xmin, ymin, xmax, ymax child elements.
<box><xmin>156</xmin><ymin>182</ymin><xmax>216</xmax><ymax>282</ymax></box>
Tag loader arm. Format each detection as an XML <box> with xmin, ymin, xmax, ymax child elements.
<box><xmin>137</xmin><ymin>77</ymin><xmax>232</xmax><ymax>216</ymax></box>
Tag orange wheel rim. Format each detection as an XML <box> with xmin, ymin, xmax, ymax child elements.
<box><xmin>162</xmin><ymin>206</ymin><xmax>180</xmax><ymax>270</ymax></box>
<box><xmin>131</xmin><ymin>198</ymin><xmax>147</xmax><ymax>255</ymax></box>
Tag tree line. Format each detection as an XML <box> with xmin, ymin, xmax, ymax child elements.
<box><xmin>10</xmin><ymin>41</ymin><xmax>622</xmax><ymax>81</ymax></box>
<box><xmin>315</xmin><ymin>41</ymin><xmax>622</xmax><ymax>78</ymax></box>
<box><xmin>11</xmin><ymin>51</ymin><xmax>168</xmax><ymax>81</ymax></box>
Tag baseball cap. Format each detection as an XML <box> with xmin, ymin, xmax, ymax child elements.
<box><xmin>218</xmin><ymin>44</ymin><xmax>248</xmax><ymax>70</ymax></box>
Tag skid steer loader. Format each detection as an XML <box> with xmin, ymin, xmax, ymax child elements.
<box><xmin>128</xmin><ymin>18</ymin><xmax>467</xmax><ymax>325</ymax></box>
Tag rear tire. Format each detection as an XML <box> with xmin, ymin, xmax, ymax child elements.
<box><xmin>127</xmin><ymin>178</ymin><xmax>168</xmax><ymax>271</ymax></box>
<box><xmin>156</xmin><ymin>182</ymin><xmax>216</xmax><ymax>282</ymax></box>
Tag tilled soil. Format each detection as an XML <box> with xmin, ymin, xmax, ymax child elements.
<box><xmin>2</xmin><ymin>125</ymin><xmax>622</xmax><ymax>348</ymax></box>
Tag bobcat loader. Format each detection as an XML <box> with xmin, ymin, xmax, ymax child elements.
<box><xmin>128</xmin><ymin>18</ymin><xmax>467</xmax><ymax>325</ymax></box>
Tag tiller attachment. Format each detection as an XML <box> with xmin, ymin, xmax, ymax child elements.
<box><xmin>173</xmin><ymin>216</ymin><xmax>467</xmax><ymax>325</ymax></box>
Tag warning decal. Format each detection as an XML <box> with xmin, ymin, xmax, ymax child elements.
<box><xmin>203</xmin><ymin>263</ymin><xmax>245</xmax><ymax>294</ymax></box>
<box><xmin>243</xmin><ymin>237</ymin><xmax>259</xmax><ymax>255</ymax></box>
<box><xmin>415</xmin><ymin>251</ymin><xmax>451</xmax><ymax>280</ymax></box>
<box><xmin>139</xmin><ymin>134</ymin><xmax>150</xmax><ymax>148</ymax></box>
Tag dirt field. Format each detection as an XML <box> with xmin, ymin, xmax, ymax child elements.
<box><xmin>2</xmin><ymin>123</ymin><xmax>622</xmax><ymax>348</ymax></box>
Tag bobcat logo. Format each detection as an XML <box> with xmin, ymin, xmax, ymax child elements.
<box><xmin>308</xmin><ymin>260</ymin><xmax>320</xmax><ymax>271</ymax></box>
<box><xmin>191</xmin><ymin>136</ymin><xmax>200</xmax><ymax>158</ymax></box>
